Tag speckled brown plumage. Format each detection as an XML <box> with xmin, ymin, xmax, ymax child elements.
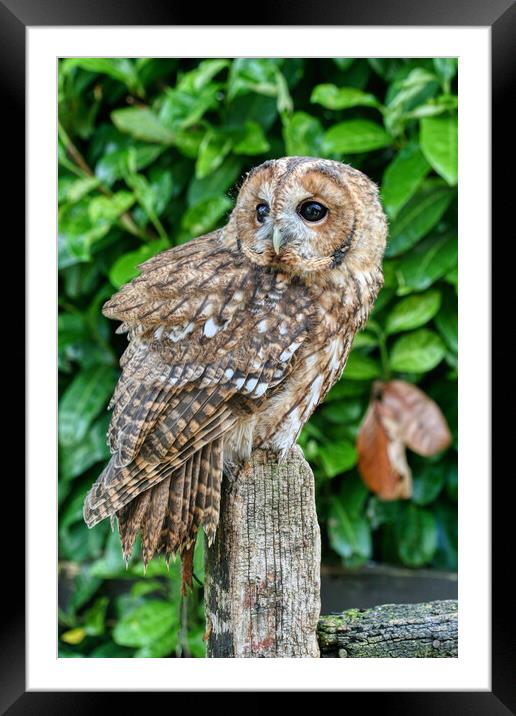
<box><xmin>83</xmin><ymin>156</ymin><xmax>387</xmax><ymax>582</ymax></box>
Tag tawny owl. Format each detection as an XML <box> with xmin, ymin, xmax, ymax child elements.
<box><xmin>83</xmin><ymin>156</ymin><xmax>387</xmax><ymax>583</ymax></box>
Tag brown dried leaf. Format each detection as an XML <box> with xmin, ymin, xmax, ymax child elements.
<box><xmin>381</xmin><ymin>380</ymin><xmax>452</xmax><ymax>456</ymax></box>
<box><xmin>357</xmin><ymin>400</ymin><xmax>412</xmax><ymax>501</ymax></box>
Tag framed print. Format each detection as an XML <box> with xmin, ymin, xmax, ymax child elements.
<box><xmin>5</xmin><ymin>0</ymin><xmax>510</xmax><ymax>708</ymax></box>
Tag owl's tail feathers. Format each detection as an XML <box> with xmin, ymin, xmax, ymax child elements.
<box><xmin>84</xmin><ymin>439</ymin><xmax>223</xmax><ymax>590</ymax></box>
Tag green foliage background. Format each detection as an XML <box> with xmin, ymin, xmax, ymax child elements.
<box><xmin>58</xmin><ymin>57</ymin><xmax>458</xmax><ymax>657</ymax></box>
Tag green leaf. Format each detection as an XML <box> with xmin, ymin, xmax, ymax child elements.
<box><xmin>109</xmin><ymin>239</ymin><xmax>169</xmax><ymax>288</ymax></box>
<box><xmin>323</xmin><ymin>119</ymin><xmax>392</xmax><ymax>155</ymax></box>
<box><xmin>226</xmin><ymin>92</ymin><xmax>278</xmax><ymax>131</ymax></box>
<box><xmin>328</xmin><ymin>497</ymin><xmax>371</xmax><ymax>561</ymax></box>
<box><xmin>95</xmin><ymin>144</ymin><xmax>164</xmax><ymax>186</ymax></box>
<box><xmin>398</xmin><ymin>505</ymin><xmax>438</xmax><ymax>567</ymax></box>
<box><xmin>59</xmin><ymin>365</ymin><xmax>116</xmax><ymax>446</ymax></box>
<box><xmin>433</xmin><ymin>503</ymin><xmax>457</xmax><ymax>570</ymax></box>
<box><xmin>412</xmin><ymin>462</ymin><xmax>446</xmax><ymax>506</ymax></box>
<box><xmin>181</xmin><ymin>196</ymin><xmax>233</xmax><ymax>237</ymax></box>
<box><xmin>113</xmin><ymin>600</ymin><xmax>177</xmax><ymax>648</ymax></box>
<box><xmin>90</xmin><ymin>643</ymin><xmax>133</xmax><ymax>658</ymax></box>
<box><xmin>352</xmin><ymin>331</ymin><xmax>378</xmax><ymax>349</ymax></box>
<box><xmin>311</xmin><ymin>84</ymin><xmax>379</xmax><ymax>110</ymax></box>
<box><xmin>381</xmin><ymin>144</ymin><xmax>430</xmax><ymax>219</ymax></box>
<box><xmin>159</xmin><ymin>85</ymin><xmax>220</xmax><ymax>131</ymax></box>
<box><xmin>135</xmin><ymin>629</ymin><xmax>177</xmax><ymax>658</ymax></box>
<box><xmin>131</xmin><ymin>580</ymin><xmax>163</xmax><ymax>598</ymax></box>
<box><xmin>177</xmin><ymin>59</ymin><xmax>229</xmax><ymax>93</ymax></box>
<box><xmin>88</xmin><ymin>191</ymin><xmax>135</xmax><ymax>225</ymax></box>
<box><xmin>84</xmin><ymin>597</ymin><xmax>109</xmax><ymax>636</ymax></box>
<box><xmin>390</xmin><ymin>328</ymin><xmax>446</xmax><ymax>373</ymax></box>
<box><xmin>195</xmin><ymin>130</ymin><xmax>233</xmax><ymax>180</ymax></box>
<box><xmin>125</xmin><ymin>167</ymin><xmax>174</xmax><ymax>227</ymax></box>
<box><xmin>59</xmin><ymin>200</ymin><xmax>112</xmax><ymax>265</ymax></box>
<box><xmin>319</xmin><ymin>440</ymin><xmax>357</xmax><ymax>477</ymax></box>
<box><xmin>404</xmin><ymin>94</ymin><xmax>458</xmax><ymax>120</ymax></box>
<box><xmin>174</xmin><ymin>127</ymin><xmax>206</xmax><ymax>159</ymax></box>
<box><xmin>420</xmin><ymin>115</ymin><xmax>458</xmax><ymax>186</ymax></box>
<box><xmin>384</xmin><ymin>68</ymin><xmax>440</xmax><ymax>136</ymax></box>
<box><xmin>187</xmin><ymin>156</ymin><xmax>242</xmax><ymax>206</ymax></box>
<box><xmin>333</xmin><ymin>58</ymin><xmax>355</xmax><ymax>72</ymax></box>
<box><xmin>61</xmin><ymin>58</ymin><xmax>144</xmax><ymax>96</ymax></box>
<box><xmin>385</xmin><ymin>289</ymin><xmax>442</xmax><ymax>334</ymax></box>
<box><xmin>67</xmin><ymin>571</ymin><xmax>102</xmax><ymax>615</ymax></box>
<box><xmin>432</xmin><ymin>58</ymin><xmax>458</xmax><ymax>84</ymax></box>
<box><xmin>339</xmin><ymin>473</ymin><xmax>369</xmax><ymax>517</ymax></box>
<box><xmin>324</xmin><ymin>379</ymin><xmax>371</xmax><ymax>401</ymax></box>
<box><xmin>396</xmin><ymin>233</ymin><xmax>457</xmax><ymax>294</ymax></box>
<box><xmin>58</xmin><ymin>313</ymin><xmax>88</xmax><ymax>370</ymax></box>
<box><xmin>321</xmin><ymin>399</ymin><xmax>364</xmax><ymax>424</ymax></box>
<box><xmin>60</xmin><ymin>413</ymin><xmax>111</xmax><ymax>480</ymax></box>
<box><xmin>59</xmin><ymin>176</ymin><xmax>100</xmax><ymax>204</ymax></box>
<box><xmin>111</xmin><ymin>107</ymin><xmax>175</xmax><ymax>144</ymax></box>
<box><xmin>344</xmin><ymin>352</ymin><xmax>382</xmax><ymax>380</ymax></box>
<box><xmin>227</xmin><ymin>59</ymin><xmax>292</xmax><ymax>113</ymax></box>
<box><xmin>233</xmin><ymin>121</ymin><xmax>270</xmax><ymax>155</ymax></box>
<box><xmin>434</xmin><ymin>292</ymin><xmax>458</xmax><ymax>354</ymax></box>
<box><xmin>283</xmin><ymin>112</ymin><xmax>323</xmax><ymax>156</ymax></box>
<box><xmin>386</xmin><ymin>181</ymin><xmax>455</xmax><ymax>257</ymax></box>
<box><xmin>446</xmin><ymin>463</ymin><xmax>458</xmax><ymax>502</ymax></box>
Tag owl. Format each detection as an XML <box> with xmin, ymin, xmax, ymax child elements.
<box><xmin>83</xmin><ymin>156</ymin><xmax>387</xmax><ymax>585</ymax></box>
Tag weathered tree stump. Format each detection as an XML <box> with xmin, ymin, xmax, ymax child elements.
<box><xmin>317</xmin><ymin>599</ymin><xmax>458</xmax><ymax>657</ymax></box>
<box><xmin>204</xmin><ymin>446</ymin><xmax>321</xmax><ymax>657</ymax></box>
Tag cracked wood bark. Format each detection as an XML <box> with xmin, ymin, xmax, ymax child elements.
<box><xmin>317</xmin><ymin>599</ymin><xmax>458</xmax><ymax>657</ymax></box>
<box><xmin>205</xmin><ymin>445</ymin><xmax>321</xmax><ymax>657</ymax></box>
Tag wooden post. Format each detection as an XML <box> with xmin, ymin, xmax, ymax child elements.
<box><xmin>204</xmin><ymin>445</ymin><xmax>321</xmax><ymax>657</ymax></box>
<box><xmin>317</xmin><ymin>600</ymin><xmax>458</xmax><ymax>658</ymax></box>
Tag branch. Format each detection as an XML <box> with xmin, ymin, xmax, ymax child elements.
<box><xmin>317</xmin><ymin>599</ymin><xmax>458</xmax><ymax>657</ymax></box>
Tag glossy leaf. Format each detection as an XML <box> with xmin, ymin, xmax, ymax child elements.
<box><xmin>60</xmin><ymin>414</ymin><xmax>111</xmax><ymax>480</ymax></box>
<box><xmin>113</xmin><ymin>601</ymin><xmax>177</xmax><ymax>647</ymax></box>
<box><xmin>323</xmin><ymin>119</ymin><xmax>392</xmax><ymax>154</ymax></box>
<box><xmin>62</xmin><ymin>58</ymin><xmax>144</xmax><ymax>96</ymax></box>
<box><xmin>396</xmin><ymin>233</ymin><xmax>457</xmax><ymax>294</ymax></box>
<box><xmin>233</xmin><ymin>121</ymin><xmax>270</xmax><ymax>155</ymax></box>
<box><xmin>59</xmin><ymin>365</ymin><xmax>116</xmax><ymax>446</ymax></box>
<box><xmin>328</xmin><ymin>497</ymin><xmax>371</xmax><ymax>561</ymax></box>
<box><xmin>390</xmin><ymin>329</ymin><xmax>446</xmax><ymax>373</ymax></box>
<box><xmin>195</xmin><ymin>130</ymin><xmax>233</xmax><ymax>179</ymax></box>
<box><xmin>181</xmin><ymin>196</ymin><xmax>233</xmax><ymax>236</ymax></box>
<box><xmin>386</xmin><ymin>181</ymin><xmax>455</xmax><ymax>257</ymax></box>
<box><xmin>344</xmin><ymin>352</ymin><xmax>382</xmax><ymax>380</ymax></box>
<box><xmin>398</xmin><ymin>505</ymin><xmax>438</xmax><ymax>567</ymax></box>
<box><xmin>319</xmin><ymin>440</ymin><xmax>357</xmax><ymax>477</ymax></box>
<box><xmin>311</xmin><ymin>84</ymin><xmax>379</xmax><ymax>110</ymax></box>
<box><xmin>109</xmin><ymin>239</ymin><xmax>169</xmax><ymax>288</ymax></box>
<box><xmin>381</xmin><ymin>144</ymin><xmax>430</xmax><ymax>219</ymax></box>
<box><xmin>283</xmin><ymin>112</ymin><xmax>323</xmax><ymax>156</ymax></box>
<box><xmin>420</xmin><ymin>115</ymin><xmax>458</xmax><ymax>186</ymax></box>
<box><xmin>385</xmin><ymin>289</ymin><xmax>442</xmax><ymax>334</ymax></box>
<box><xmin>111</xmin><ymin>107</ymin><xmax>175</xmax><ymax>144</ymax></box>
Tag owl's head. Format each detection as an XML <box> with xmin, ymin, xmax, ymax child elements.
<box><xmin>229</xmin><ymin>156</ymin><xmax>387</xmax><ymax>282</ymax></box>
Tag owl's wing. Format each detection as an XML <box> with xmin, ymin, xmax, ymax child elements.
<box><xmin>83</xmin><ymin>233</ymin><xmax>313</xmax><ymax>551</ymax></box>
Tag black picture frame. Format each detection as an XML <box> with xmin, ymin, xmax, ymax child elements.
<box><xmin>5</xmin><ymin>0</ymin><xmax>510</xmax><ymax>709</ymax></box>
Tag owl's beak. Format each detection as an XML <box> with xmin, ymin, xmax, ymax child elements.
<box><xmin>272</xmin><ymin>227</ymin><xmax>284</xmax><ymax>255</ymax></box>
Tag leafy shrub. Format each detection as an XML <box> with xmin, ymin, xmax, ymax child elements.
<box><xmin>58</xmin><ymin>57</ymin><xmax>458</xmax><ymax>657</ymax></box>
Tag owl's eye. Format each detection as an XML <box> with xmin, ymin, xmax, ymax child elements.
<box><xmin>298</xmin><ymin>201</ymin><xmax>328</xmax><ymax>223</ymax></box>
<box><xmin>256</xmin><ymin>203</ymin><xmax>270</xmax><ymax>224</ymax></box>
